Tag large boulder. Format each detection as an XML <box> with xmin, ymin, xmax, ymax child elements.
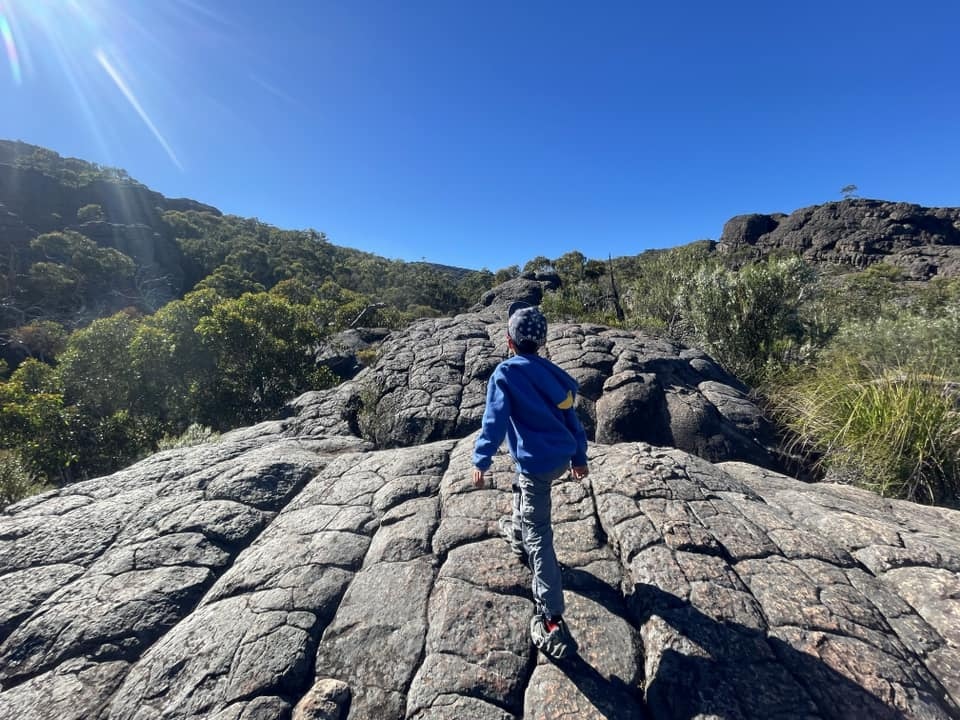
<box><xmin>313</xmin><ymin>328</ymin><xmax>391</xmax><ymax>380</ymax></box>
<box><xmin>473</xmin><ymin>273</ymin><xmax>559</xmax><ymax>311</ymax></box>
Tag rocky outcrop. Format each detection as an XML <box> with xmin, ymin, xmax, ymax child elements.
<box><xmin>310</xmin><ymin>304</ymin><xmax>776</xmax><ymax>468</ymax></box>
<box><xmin>0</xmin><ymin>414</ymin><xmax>958</xmax><ymax>719</ymax></box>
<box><xmin>718</xmin><ymin>199</ymin><xmax>960</xmax><ymax>279</ymax></box>
<box><xmin>473</xmin><ymin>273</ymin><xmax>560</xmax><ymax>311</ymax></box>
<box><xmin>313</xmin><ymin>328</ymin><xmax>391</xmax><ymax>380</ymax></box>
<box><xmin>0</xmin><ymin>141</ymin><xmax>219</xmax><ymax>236</ymax></box>
<box><xmin>0</xmin><ymin>141</ymin><xmax>221</xmax><ymax>324</ymax></box>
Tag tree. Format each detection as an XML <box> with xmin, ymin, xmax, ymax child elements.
<box><xmin>56</xmin><ymin>313</ymin><xmax>139</xmax><ymax>417</ymax></box>
<box><xmin>0</xmin><ymin>360</ymin><xmax>79</xmax><ymax>480</ymax></box>
<box><xmin>194</xmin><ymin>264</ymin><xmax>266</xmax><ymax>299</ymax></box>
<box><xmin>623</xmin><ymin>244</ymin><xmax>716</xmax><ymax>335</ymax></box>
<box><xmin>607</xmin><ymin>255</ymin><xmax>625</xmax><ymax>323</ymax></box>
<box><xmin>553</xmin><ymin>251</ymin><xmax>588</xmax><ymax>284</ymax></box>
<box><xmin>25</xmin><ymin>262</ymin><xmax>80</xmax><ymax>312</ymax></box>
<box><xmin>840</xmin><ymin>184</ymin><xmax>859</xmax><ymax>199</ymax></box>
<box><xmin>493</xmin><ymin>265</ymin><xmax>520</xmax><ymax>284</ymax></box>
<box><xmin>457</xmin><ymin>270</ymin><xmax>495</xmax><ymax>306</ymax></box>
<box><xmin>130</xmin><ymin>289</ymin><xmax>219</xmax><ymax>428</ymax></box>
<box><xmin>523</xmin><ymin>256</ymin><xmax>554</xmax><ymax>275</ymax></box>
<box><xmin>195</xmin><ymin>292</ymin><xmax>333</xmax><ymax>426</ymax></box>
<box><xmin>25</xmin><ymin>231</ymin><xmax>136</xmax><ymax>318</ymax></box>
<box><xmin>11</xmin><ymin>320</ymin><xmax>68</xmax><ymax>362</ymax></box>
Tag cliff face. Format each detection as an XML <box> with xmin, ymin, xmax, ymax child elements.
<box><xmin>0</xmin><ymin>162</ymin><xmax>218</xmax><ymax>236</ymax></box>
<box><xmin>1</xmin><ymin>298</ymin><xmax>958</xmax><ymax>720</ymax></box>
<box><xmin>0</xmin><ymin>161</ymin><xmax>218</xmax><ymax>302</ymax></box>
<box><xmin>718</xmin><ymin>199</ymin><xmax>960</xmax><ymax>279</ymax></box>
<box><xmin>0</xmin><ymin>141</ymin><xmax>222</xmax><ymax>337</ymax></box>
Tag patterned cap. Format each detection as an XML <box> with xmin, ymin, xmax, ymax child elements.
<box><xmin>507</xmin><ymin>301</ymin><xmax>548</xmax><ymax>348</ymax></box>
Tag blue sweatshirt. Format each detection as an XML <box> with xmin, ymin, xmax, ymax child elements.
<box><xmin>473</xmin><ymin>353</ymin><xmax>589</xmax><ymax>475</ymax></box>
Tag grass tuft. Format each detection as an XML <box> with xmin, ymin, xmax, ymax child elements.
<box><xmin>774</xmin><ymin>358</ymin><xmax>960</xmax><ymax>507</ymax></box>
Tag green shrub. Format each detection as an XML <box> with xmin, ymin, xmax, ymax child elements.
<box><xmin>621</xmin><ymin>243</ymin><xmax>716</xmax><ymax>335</ymax></box>
<box><xmin>775</xmin><ymin>359</ymin><xmax>960</xmax><ymax>507</ymax></box>
<box><xmin>76</xmin><ymin>203</ymin><xmax>104</xmax><ymax>222</ymax></box>
<box><xmin>824</xmin><ymin>308</ymin><xmax>960</xmax><ymax>376</ymax></box>
<box><xmin>157</xmin><ymin>423</ymin><xmax>220</xmax><ymax>450</ymax></box>
<box><xmin>0</xmin><ymin>449</ymin><xmax>48</xmax><ymax>509</ymax></box>
<box><xmin>682</xmin><ymin>257</ymin><xmax>815</xmax><ymax>384</ymax></box>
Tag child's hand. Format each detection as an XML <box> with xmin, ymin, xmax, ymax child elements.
<box><xmin>571</xmin><ymin>465</ymin><xmax>589</xmax><ymax>480</ymax></box>
<box><xmin>472</xmin><ymin>468</ymin><xmax>487</xmax><ymax>487</ymax></box>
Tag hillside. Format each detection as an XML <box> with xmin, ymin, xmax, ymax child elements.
<box><xmin>0</xmin><ymin>140</ymin><xmax>481</xmax><ymax>342</ymax></box>
<box><xmin>5</xmin><ymin>140</ymin><xmax>960</xmax><ymax>350</ymax></box>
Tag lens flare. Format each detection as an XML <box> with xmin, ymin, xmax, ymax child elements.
<box><xmin>95</xmin><ymin>48</ymin><xmax>183</xmax><ymax>171</ymax></box>
<box><xmin>0</xmin><ymin>0</ymin><xmax>217</xmax><ymax>172</ymax></box>
<box><xmin>0</xmin><ymin>13</ymin><xmax>21</xmax><ymax>85</ymax></box>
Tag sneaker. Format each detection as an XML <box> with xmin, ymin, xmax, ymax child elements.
<box><xmin>530</xmin><ymin>614</ymin><xmax>577</xmax><ymax>660</ymax></box>
<box><xmin>499</xmin><ymin>516</ymin><xmax>525</xmax><ymax>559</ymax></box>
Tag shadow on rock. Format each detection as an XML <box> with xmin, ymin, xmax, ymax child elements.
<box><xmin>631</xmin><ymin>584</ymin><xmax>924</xmax><ymax>720</ymax></box>
<box><xmin>549</xmin><ymin>652</ymin><xmax>648</xmax><ymax>720</ymax></box>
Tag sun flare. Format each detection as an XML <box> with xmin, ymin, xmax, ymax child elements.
<box><xmin>0</xmin><ymin>0</ymin><xmax>210</xmax><ymax>170</ymax></box>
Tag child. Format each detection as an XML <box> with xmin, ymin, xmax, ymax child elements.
<box><xmin>472</xmin><ymin>301</ymin><xmax>589</xmax><ymax>660</ymax></box>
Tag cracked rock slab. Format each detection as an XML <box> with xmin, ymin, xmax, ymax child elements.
<box><xmin>1</xmin><ymin>425</ymin><xmax>959</xmax><ymax>719</ymax></box>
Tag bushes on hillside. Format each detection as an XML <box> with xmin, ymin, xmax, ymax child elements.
<box><xmin>681</xmin><ymin>257</ymin><xmax>814</xmax><ymax>384</ymax></box>
<box><xmin>773</xmin><ymin>298</ymin><xmax>960</xmax><ymax>507</ymax></box>
<box><xmin>540</xmin><ymin>250</ymin><xmax>960</xmax><ymax>507</ymax></box>
<box><xmin>0</xmin><ymin>287</ymin><xmax>341</xmax><ymax>485</ymax></box>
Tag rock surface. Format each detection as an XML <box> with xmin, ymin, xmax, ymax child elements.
<box><xmin>2</xmin><ymin>277</ymin><xmax>959</xmax><ymax>718</ymax></box>
<box><xmin>1</xmin><ymin>398</ymin><xmax>959</xmax><ymax>718</ymax></box>
<box><xmin>313</xmin><ymin>328</ymin><xmax>392</xmax><ymax>380</ymax></box>
<box><xmin>718</xmin><ymin>199</ymin><xmax>960</xmax><ymax>279</ymax></box>
<box><xmin>300</xmin><ymin>303</ymin><xmax>778</xmax><ymax>468</ymax></box>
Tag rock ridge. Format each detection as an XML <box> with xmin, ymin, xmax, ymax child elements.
<box><xmin>302</xmin><ymin>304</ymin><xmax>779</xmax><ymax>470</ymax></box>
<box><xmin>717</xmin><ymin>198</ymin><xmax>960</xmax><ymax>279</ymax></box>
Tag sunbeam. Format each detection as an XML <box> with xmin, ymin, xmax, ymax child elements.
<box><xmin>95</xmin><ymin>48</ymin><xmax>183</xmax><ymax>171</ymax></box>
<box><xmin>0</xmin><ymin>0</ymin><xmax>212</xmax><ymax>172</ymax></box>
<box><xmin>0</xmin><ymin>12</ymin><xmax>21</xmax><ymax>85</ymax></box>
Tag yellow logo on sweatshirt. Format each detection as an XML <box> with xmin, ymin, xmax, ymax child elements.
<box><xmin>557</xmin><ymin>391</ymin><xmax>574</xmax><ymax>410</ymax></box>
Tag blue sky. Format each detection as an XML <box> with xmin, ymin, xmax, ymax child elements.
<box><xmin>1</xmin><ymin>0</ymin><xmax>958</xmax><ymax>271</ymax></box>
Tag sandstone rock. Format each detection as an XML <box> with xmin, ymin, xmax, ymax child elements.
<box><xmin>313</xmin><ymin>328</ymin><xmax>391</xmax><ymax>380</ymax></box>
<box><xmin>292</xmin><ymin>679</ymin><xmax>351</xmax><ymax>720</ymax></box>
<box><xmin>718</xmin><ymin>198</ymin><xmax>960</xmax><ymax>278</ymax></box>
<box><xmin>317</xmin><ymin>306</ymin><xmax>778</xmax><ymax>468</ymax></box>
<box><xmin>1</xmin><ymin>284</ymin><xmax>959</xmax><ymax>718</ymax></box>
<box><xmin>474</xmin><ymin>275</ymin><xmax>556</xmax><ymax>310</ymax></box>
<box><xmin>1</xmin><ymin>423</ymin><xmax>958</xmax><ymax>719</ymax></box>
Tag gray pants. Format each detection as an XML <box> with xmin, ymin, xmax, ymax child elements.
<box><xmin>511</xmin><ymin>464</ymin><xmax>568</xmax><ymax>619</ymax></box>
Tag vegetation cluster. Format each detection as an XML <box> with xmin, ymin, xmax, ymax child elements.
<box><xmin>2</xmin><ymin>144</ymin><xmax>957</xmax><ymax>510</ymax></box>
<box><xmin>533</xmin><ymin>248</ymin><xmax>960</xmax><ymax>508</ymax></box>
<box><xmin>1</xmin><ymin>147</ymin><xmax>502</xmax><ymax>502</ymax></box>
<box><xmin>2</xmin><ymin>142</ymin><xmax>135</xmax><ymax>187</ymax></box>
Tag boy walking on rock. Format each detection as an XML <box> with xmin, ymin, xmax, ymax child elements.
<box><xmin>472</xmin><ymin>301</ymin><xmax>589</xmax><ymax>660</ymax></box>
